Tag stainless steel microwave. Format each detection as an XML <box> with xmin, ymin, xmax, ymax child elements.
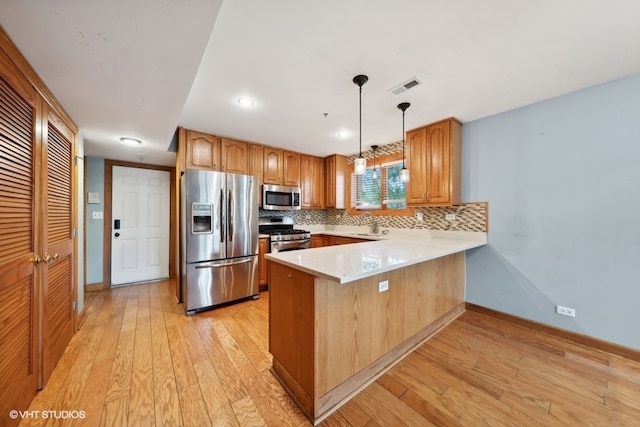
<box><xmin>262</xmin><ymin>184</ymin><xmax>301</xmax><ymax>211</ymax></box>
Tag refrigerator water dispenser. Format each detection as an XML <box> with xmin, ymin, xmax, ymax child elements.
<box><xmin>191</xmin><ymin>203</ymin><xmax>213</xmax><ymax>234</ymax></box>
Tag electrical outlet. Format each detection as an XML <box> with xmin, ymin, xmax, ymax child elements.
<box><xmin>305</xmin><ymin>214</ymin><xmax>311</xmax><ymax>220</ymax></box>
<box><xmin>378</xmin><ymin>280</ymin><xmax>389</xmax><ymax>293</ymax></box>
<box><xmin>336</xmin><ymin>214</ymin><xmax>341</xmax><ymax>219</ymax></box>
<box><xmin>445</xmin><ymin>213</ymin><xmax>456</xmax><ymax>221</ymax></box>
<box><xmin>415</xmin><ymin>212</ymin><xmax>424</xmax><ymax>222</ymax></box>
<box><xmin>556</xmin><ymin>305</ymin><xmax>576</xmax><ymax>317</ymax></box>
<box><xmin>92</xmin><ymin>211</ymin><xmax>103</xmax><ymax>220</ymax></box>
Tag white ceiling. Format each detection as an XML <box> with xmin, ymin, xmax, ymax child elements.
<box><xmin>2</xmin><ymin>0</ymin><xmax>640</xmax><ymax>167</ymax></box>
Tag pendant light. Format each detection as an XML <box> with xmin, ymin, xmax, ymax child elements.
<box><xmin>398</xmin><ymin>102</ymin><xmax>410</xmax><ymax>182</ymax></box>
<box><xmin>353</xmin><ymin>74</ymin><xmax>368</xmax><ymax>175</ymax></box>
<box><xmin>371</xmin><ymin>145</ymin><xmax>379</xmax><ymax>179</ymax></box>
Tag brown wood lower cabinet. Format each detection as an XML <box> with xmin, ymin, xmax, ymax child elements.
<box><xmin>328</xmin><ymin>235</ymin><xmax>352</xmax><ymax>246</ymax></box>
<box><xmin>310</xmin><ymin>235</ymin><xmax>328</xmax><ymax>248</ymax></box>
<box><xmin>258</xmin><ymin>237</ymin><xmax>269</xmax><ymax>290</ymax></box>
<box><xmin>269</xmin><ymin>253</ymin><xmax>465</xmax><ymax>423</ymax></box>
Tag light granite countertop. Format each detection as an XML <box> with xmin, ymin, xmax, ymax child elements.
<box><xmin>265</xmin><ymin>226</ymin><xmax>487</xmax><ymax>284</ymax></box>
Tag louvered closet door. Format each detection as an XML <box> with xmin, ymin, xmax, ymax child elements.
<box><xmin>41</xmin><ymin>108</ymin><xmax>75</xmax><ymax>384</ymax></box>
<box><xmin>0</xmin><ymin>66</ymin><xmax>41</xmax><ymax>418</ymax></box>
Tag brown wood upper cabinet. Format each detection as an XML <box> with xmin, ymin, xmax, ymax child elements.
<box><xmin>263</xmin><ymin>147</ymin><xmax>301</xmax><ymax>186</ymax></box>
<box><xmin>220</xmin><ymin>138</ymin><xmax>248</xmax><ymax>174</ymax></box>
<box><xmin>405</xmin><ymin>118</ymin><xmax>462</xmax><ymax>206</ymax></box>
<box><xmin>324</xmin><ymin>154</ymin><xmax>347</xmax><ymax>209</ymax></box>
<box><xmin>248</xmin><ymin>143</ymin><xmax>264</xmax><ymax>204</ymax></box>
<box><xmin>185</xmin><ymin>132</ymin><xmax>250</xmax><ymax>174</ymax></box>
<box><xmin>185</xmin><ymin>129</ymin><xmax>221</xmax><ymax>170</ymax></box>
<box><xmin>301</xmin><ymin>155</ymin><xmax>324</xmax><ymax>208</ymax></box>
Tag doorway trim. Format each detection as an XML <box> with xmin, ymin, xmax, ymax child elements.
<box><xmin>102</xmin><ymin>159</ymin><xmax>176</xmax><ymax>289</ymax></box>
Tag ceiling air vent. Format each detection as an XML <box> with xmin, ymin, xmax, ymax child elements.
<box><xmin>388</xmin><ymin>77</ymin><xmax>422</xmax><ymax>96</ymax></box>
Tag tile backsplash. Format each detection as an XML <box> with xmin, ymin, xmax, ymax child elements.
<box><xmin>259</xmin><ymin>202</ymin><xmax>488</xmax><ymax>232</ymax></box>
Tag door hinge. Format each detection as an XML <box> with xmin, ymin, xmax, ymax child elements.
<box><xmin>72</xmin><ymin>301</ymin><xmax>77</xmax><ymax>311</ymax></box>
<box><xmin>73</xmin><ymin>228</ymin><xmax>78</xmax><ymax>238</ymax></box>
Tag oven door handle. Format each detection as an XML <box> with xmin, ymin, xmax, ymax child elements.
<box><xmin>195</xmin><ymin>258</ymin><xmax>252</xmax><ymax>269</ymax></box>
<box><xmin>274</xmin><ymin>238</ymin><xmax>310</xmax><ymax>245</ymax></box>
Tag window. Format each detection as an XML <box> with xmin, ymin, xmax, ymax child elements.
<box><xmin>349</xmin><ymin>153</ymin><xmax>409</xmax><ymax>214</ymax></box>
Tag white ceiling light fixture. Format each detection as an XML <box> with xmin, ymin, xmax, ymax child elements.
<box><xmin>337</xmin><ymin>130</ymin><xmax>349</xmax><ymax>139</ymax></box>
<box><xmin>352</xmin><ymin>74</ymin><xmax>368</xmax><ymax>176</ymax></box>
<box><xmin>398</xmin><ymin>102</ymin><xmax>410</xmax><ymax>182</ymax></box>
<box><xmin>120</xmin><ymin>137</ymin><xmax>142</xmax><ymax>147</ymax></box>
<box><xmin>237</xmin><ymin>97</ymin><xmax>255</xmax><ymax>108</ymax></box>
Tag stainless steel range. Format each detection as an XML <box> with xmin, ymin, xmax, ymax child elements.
<box><xmin>259</xmin><ymin>217</ymin><xmax>311</xmax><ymax>253</ymax></box>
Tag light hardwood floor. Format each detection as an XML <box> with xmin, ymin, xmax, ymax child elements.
<box><xmin>19</xmin><ymin>280</ymin><xmax>640</xmax><ymax>426</ymax></box>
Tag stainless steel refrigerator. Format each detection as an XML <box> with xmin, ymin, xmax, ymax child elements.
<box><xmin>181</xmin><ymin>169</ymin><xmax>259</xmax><ymax>314</ymax></box>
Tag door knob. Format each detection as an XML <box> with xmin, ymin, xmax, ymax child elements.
<box><xmin>43</xmin><ymin>253</ymin><xmax>52</xmax><ymax>263</ymax></box>
<box><xmin>114</xmin><ymin>232</ymin><xmax>120</xmax><ymax>238</ymax></box>
<box><xmin>52</xmin><ymin>253</ymin><xmax>59</xmax><ymax>261</ymax></box>
<box><xmin>33</xmin><ymin>255</ymin><xmax>42</xmax><ymax>266</ymax></box>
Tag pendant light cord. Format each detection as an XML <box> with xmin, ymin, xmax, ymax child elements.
<box><xmin>402</xmin><ymin>109</ymin><xmax>406</xmax><ymax>167</ymax></box>
<box><xmin>397</xmin><ymin>102</ymin><xmax>410</xmax><ymax>169</ymax></box>
<box><xmin>358</xmin><ymin>84</ymin><xmax>362</xmax><ymax>157</ymax></box>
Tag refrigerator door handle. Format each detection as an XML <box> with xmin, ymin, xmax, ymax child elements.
<box><xmin>219</xmin><ymin>188</ymin><xmax>225</xmax><ymax>242</ymax></box>
<box><xmin>228</xmin><ymin>189</ymin><xmax>233</xmax><ymax>242</ymax></box>
<box><xmin>194</xmin><ymin>258</ymin><xmax>252</xmax><ymax>269</ymax></box>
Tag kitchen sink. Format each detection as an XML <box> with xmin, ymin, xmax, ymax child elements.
<box><xmin>351</xmin><ymin>233</ymin><xmax>384</xmax><ymax>237</ymax></box>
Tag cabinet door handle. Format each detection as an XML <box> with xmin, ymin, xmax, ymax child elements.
<box><xmin>52</xmin><ymin>253</ymin><xmax>60</xmax><ymax>261</ymax></box>
<box><xmin>34</xmin><ymin>255</ymin><xmax>42</xmax><ymax>266</ymax></box>
<box><xmin>43</xmin><ymin>253</ymin><xmax>52</xmax><ymax>263</ymax></box>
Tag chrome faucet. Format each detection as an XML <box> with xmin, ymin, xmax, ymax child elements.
<box><xmin>361</xmin><ymin>212</ymin><xmax>379</xmax><ymax>235</ymax></box>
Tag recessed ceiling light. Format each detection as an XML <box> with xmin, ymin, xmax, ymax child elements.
<box><xmin>337</xmin><ymin>130</ymin><xmax>349</xmax><ymax>139</ymax></box>
<box><xmin>120</xmin><ymin>137</ymin><xmax>142</xmax><ymax>147</ymax></box>
<box><xmin>237</xmin><ymin>97</ymin><xmax>255</xmax><ymax>108</ymax></box>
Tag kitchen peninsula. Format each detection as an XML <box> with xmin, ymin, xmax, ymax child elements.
<box><xmin>265</xmin><ymin>230</ymin><xmax>486</xmax><ymax>424</ymax></box>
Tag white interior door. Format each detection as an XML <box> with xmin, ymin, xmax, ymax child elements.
<box><xmin>111</xmin><ymin>166</ymin><xmax>170</xmax><ymax>286</ymax></box>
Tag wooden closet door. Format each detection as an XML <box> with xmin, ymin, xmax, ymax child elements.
<box><xmin>41</xmin><ymin>108</ymin><xmax>75</xmax><ymax>384</ymax></box>
<box><xmin>0</xmin><ymin>68</ymin><xmax>41</xmax><ymax>419</ymax></box>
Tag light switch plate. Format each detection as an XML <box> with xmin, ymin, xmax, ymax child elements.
<box><xmin>92</xmin><ymin>211</ymin><xmax>103</xmax><ymax>220</ymax></box>
<box><xmin>87</xmin><ymin>192</ymin><xmax>100</xmax><ymax>204</ymax></box>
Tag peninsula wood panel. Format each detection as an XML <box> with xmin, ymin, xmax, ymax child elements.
<box><xmin>314</xmin><ymin>252</ymin><xmax>464</xmax><ymax>396</ymax></box>
<box><xmin>269</xmin><ymin>262</ymin><xmax>315</xmax><ymax>404</ymax></box>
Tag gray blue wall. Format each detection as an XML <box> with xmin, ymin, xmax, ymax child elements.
<box><xmin>462</xmin><ymin>74</ymin><xmax>640</xmax><ymax>349</ymax></box>
<box><xmin>85</xmin><ymin>157</ymin><xmax>105</xmax><ymax>284</ymax></box>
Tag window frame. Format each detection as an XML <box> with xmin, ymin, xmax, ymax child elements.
<box><xmin>346</xmin><ymin>152</ymin><xmax>413</xmax><ymax>217</ymax></box>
